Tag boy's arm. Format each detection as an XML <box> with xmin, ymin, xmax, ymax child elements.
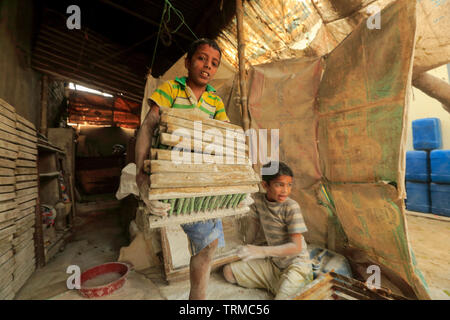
<box><xmin>237</xmin><ymin>233</ymin><xmax>303</xmax><ymax>261</ymax></box>
<box><xmin>135</xmin><ymin>101</ymin><xmax>164</xmax><ymax>212</ymax></box>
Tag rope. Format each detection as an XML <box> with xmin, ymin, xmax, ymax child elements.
<box><xmin>150</xmin><ymin>0</ymin><xmax>199</xmax><ymax>72</ymax></box>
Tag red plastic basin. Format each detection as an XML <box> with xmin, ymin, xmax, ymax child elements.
<box><xmin>79</xmin><ymin>262</ymin><xmax>130</xmax><ymax>298</ymax></box>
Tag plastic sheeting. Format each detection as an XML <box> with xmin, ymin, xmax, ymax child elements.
<box><xmin>216</xmin><ymin>0</ymin><xmax>450</xmax><ymax>75</ymax></box>
<box><xmin>246</xmin><ymin>0</ymin><xmax>430</xmax><ymax>299</ymax></box>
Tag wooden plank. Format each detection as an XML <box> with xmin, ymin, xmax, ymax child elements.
<box><xmin>0</xmin><ymin>115</ymin><xmax>16</xmax><ymax>129</ymax></box>
<box><xmin>0</xmin><ymin>168</ymin><xmax>14</xmax><ymax>176</ymax></box>
<box><xmin>148</xmin><ymin>184</ymin><xmax>259</xmax><ymax>200</ymax></box>
<box><xmin>160</xmin><ymin>133</ymin><xmax>247</xmax><ymax>158</ymax></box>
<box><xmin>150</xmin><ymin>148</ymin><xmax>251</xmax><ymax>164</ymax></box>
<box><xmin>15</xmin><ymin>160</ymin><xmax>37</xmax><ymax>168</ymax></box>
<box><xmin>0</xmin><ymin>139</ymin><xmax>18</xmax><ymax>152</ymax></box>
<box><xmin>15</xmin><ymin>175</ymin><xmax>38</xmax><ymax>182</ymax></box>
<box><xmin>16</xmin><ymin>187</ymin><xmax>38</xmax><ymax>198</ymax></box>
<box><xmin>148</xmin><ymin>206</ymin><xmax>250</xmax><ymax>228</ymax></box>
<box><xmin>0</xmin><ymin>158</ymin><xmax>15</xmax><ymax>169</ymax></box>
<box><xmin>150</xmin><ymin>171</ymin><xmax>260</xmax><ymax>189</ymax></box>
<box><xmin>18</xmin><ymin>199</ymin><xmax>36</xmax><ymax>211</ymax></box>
<box><xmin>15</xmin><ymin>136</ymin><xmax>36</xmax><ymax>149</ymax></box>
<box><xmin>148</xmin><ymin>160</ymin><xmax>256</xmax><ymax>174</ymax></box>
<box><xmin>0</xmin><ymin>185</ymin><xmax>15</xmax><ymax>193</ymax></box>
<box><xmin>0</xmin><ymin>106</ymin><xmax>16</xmax><ymax>122</ymax></box>
<box><xmin>0</xmin><ymin>129</ymin><xmax>18</xmax><ymax>144</ymax></box>
<box><xmin>0</xmin><ymin>176</ymin><xmax>15</xmax><ymax>185</ymax></box>
<box><xmin>16</xmin><ymin>122</ymin><xmax>36</xmax><ymax>136</ymax></box>
<box><xmin>15</xmin><ymin>167</ymin><xmax>37</xmax><ymax>175</ymax></box>
<box><xmin>0</xmin><ymin>201</ymin><xmax>16</xmax><ymax>213</ymax></box>
<box><xmin>161</xmin><ymin>120</ymin><xmax>245</xmax><ymax>143</ymax></box>
<box><xmin>161</xmin><ymin>108</ymin><xmax>244</xmax><ymax>132</ymax></box>
<box><xmin>18</xmin><ymin>145</ymin><xmax>38</xmax><ymax>155</ymax></box>
<box><xmin>16</xmin><ymin>181</ymin><xmax>38</xmax><ymax>190</ymax></box>
<box><xmin>0</xmin><ymin>226</ymin><xmax>15</xmax><ymax>242</ymax></box>
<box><xmin>0</xmin><ymin>147</ymin><xmax>17</xmax><ymax>160</ymax></box>
<box><xmin>0</xmin><ymin>209</ymin><xmax>19</xmax><ymax>223</ymax></box>
<box><xmin>0</xmin><ymin>193</ymin><xmax>16</xmax><ymax>202</ymax></box>
<box><xmin>15</xmin><ymin>114</ymin><xmax>36</xmax><ymax>131</ymax></box>
<box><xmin>0</xmin><ymin>122</ymin><xmax>17</xmax><ymax>136</ymax></box>
<box><xmin>0</xmin><ymin>98</ymin><xmax>16</xmax><ymax>113</ymax></box>
<box><xmin>18</xmin><ymin>131</ymin><xmax>38</xmax><ymax>143</ymax></box>
<box><xmin>16</xmin><ymin>193</ymin><xmax>38</xmax><ymax>204</ymax></box>
<box><xmin>16</xmin><ymin>206</ymin><xmax>35</xmax><ymax>220</ymax></box>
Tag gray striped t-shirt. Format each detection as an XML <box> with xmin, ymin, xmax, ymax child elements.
<box><xmin>249</xmin><ymin>192</ymin><xmax>311</xmax><ymax>269</ymax></box>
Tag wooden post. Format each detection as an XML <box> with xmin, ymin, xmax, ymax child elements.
<box><xmin>413</xmin><ymin>72</ymin><xmax>450</xmax><ymax>114</ymax></box>
<box><xmin>40</xmin><ymin>75</ymin><xmax>49</xmax><ymax>136</ymax></box>
<box><xmin>236</xmin><ymin>0</ymin><xmax>250</xmax><ymax>132</ymax></box>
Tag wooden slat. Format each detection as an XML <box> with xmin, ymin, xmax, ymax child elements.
<box><xmin>0</xmin><ymin>193</ymin><xmax>15</xmax><ymax>202</ymax></box>
<box><xmin>148</xmin><ymin>160</ymin><xmax>256</xmax><ymax>174</ymax></box>
<box><xmin>148</xmin><ymin>206</ymin><xmax>250</xmax><ymax>228</ymax></box>
<box><xmin>0</xmin><ymin>209</ymin><xmax>19</xmax><ymax>224</ymax></box>
<box><xmin>15</xmin><ymin>160</ymin><xmax>37</xmax><ymax>168</ymax></box>
<box><xmin>161</xmin><ymin>115</ymin><xmax>245</xmax><ymax>143</ymax></box>
<box><xmin>0</xmin><ymin>122</ymin><xmax>17</xmax><ymax>136</ymax></box>
<box><xmin>15</xmin><ymin>114</ymin><xmax>36</xmax><ymax>131</ymax></box>
<box><xmin>150</xmin><ymin>171</ymin><xmax>260</xmax><ymax>189</ymax></box>
<box><xmin>18</xmin><ymin>152</ymin><xmax>37</xmax><ymax>161</ymax></box>
<box><xmin>0</xmin><ymin>186</ymin><xmax>15</xmax><ymax>193</ymax></box>
<box><xmin>16</xmin><ymin>181</ymin><xmax>38</xmax><ymax>190</ymax></box>
<box><xmin>15</xmin><ymin>167</ymin><xmax>37</xmax><ymax>175</ymax></box>
<box><xmin>16</xmin><ymin>187</ymin><xmax>38</xmax><ymax>198</ymax></box>
<box><xmin>0</xmin><ymin>168</ymin><xmax>14</xmax><ymax>176</ymax></box>
<box><xmin>161</xmin><ymin>108</ymin><xmax>244</xmax><ymax>132</ymax></box>
<box><xmin>0</xmin><ymin>140</ymin><xmax>18</xmax><ymax>153</ymax></box>
<box><xmin>0</xmin><ymin>158</ymin><xmax>15</xmax><ymax>169</ymax></box>
<box><xmin>16</xmin><ymin>193</ymin><xmax>38</xmax><ymax>204</ymax></box>
<box><xmin>0</xmin><ymin>148</ymin><xmax>17</xmax><ymax>160</ymax></box>
<box><xmin>0</xmin><ymin>106</ymin><xmax>16</xmax><ymax>122</ymax></box>
<box><xmin>16</xmin><ymin>122</ymin><xmax>36</xmax><ymax>136</ymax></box>
<box><xmin>148</xmin><ymin>184</ymin><xmax>259</xmax><ymax>200</ymax></box>
<box><xmin>15</xmin><ymin>175</ymin><xmax>38</xmax><ymax>182</ymax></box>
<box><xmin>18</xmin><ymin>199</ymin><xmax>36</xmax><ymax>211</ymax></box>
<box><xmin>161</xmin><ymin>121</ymin><xmax>245</xmax><ymax>143</ymax></box>
<box><xmin>160</xmin><ymin>133</ymin><xmax>247</xmax><ymax>158</ymax></box>
<box><xmin>0</xmin><ymin>130</ymin><xmax>18</xmax><ymax>145</ymax></box>
<box><xmin>0</xmin><ymin>98</ymin><xmax>16</xmax><ymax>113</ymax></box>
<box><xmin>0</xmin><ymin>176</ymin><xmax>15</xmax><ymax>185</ymax></box>
<box><xmin>15</xmin><ymin>137</ymin><xmax>36</xmax><ymax>149</ymax></box>
<box><xmin>0</xmin><ymin>115</ymin><xmax>16</xmax><ymax>129</ymax></box>
<box><xmin>18</xmin><ymin>145</ymin><xmax>38</xmax><ymax>155</ymax></box>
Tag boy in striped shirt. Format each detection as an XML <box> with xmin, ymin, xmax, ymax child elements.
<box><xmin>136</xmin><ymin>38</ymin><xmax>230</xmax><ymax>300</ymax></box>
<box><xmin>223</xmin><ymin>161</ymin><xmax>313</xmax><ymax>299</ymax></box>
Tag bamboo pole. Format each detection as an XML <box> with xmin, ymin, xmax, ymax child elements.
<box><xmin>40</xmin><ymin>75</ymin><xmax>48</xmax><ymax>136</ymax></box>
<box><xmin>236</xmin><ymin>0</ymin><xmax>250</xmax><ymax>132</ymax></box>
<box><xmin>413</xmin><ymin>72</ymin><xmax>450</xmax><ymax>114</ymax></box>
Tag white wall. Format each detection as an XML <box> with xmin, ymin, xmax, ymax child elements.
<box><xmin>406</xmin><ymin>65</ymin><xmax>450</xmax><ymax>150</ymax></box>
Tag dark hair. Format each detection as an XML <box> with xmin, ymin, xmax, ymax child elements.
<box><xmin>262</xmin><ymin>161</ymin><xmax>294</xmax><ymax>184</ymax></box>
<box><xmin>186</xmin><ymin>38</ymin><xmax>222</xmax><ymax>62</ymax></box>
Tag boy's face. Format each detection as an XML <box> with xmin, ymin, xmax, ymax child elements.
<box><xmin>262</xmin><ymin>175</ymin><xmax>293</xmax><ymax>203</ymax></box>
<box><xmin>185</xmin><ymin>44</ymin><xmax>220</xmax><ymax>88</ymax></box>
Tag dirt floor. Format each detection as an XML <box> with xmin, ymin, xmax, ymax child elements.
<box><xmin>13</xmin><ymin>207</ymin><xmax>449</xmax><ymax>300</ymax></box>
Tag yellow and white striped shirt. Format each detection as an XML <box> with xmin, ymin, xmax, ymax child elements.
<box><xmin>149</xmin><ymin>76</ymin><xmax>230</xmax><ymax>122</ymax></box>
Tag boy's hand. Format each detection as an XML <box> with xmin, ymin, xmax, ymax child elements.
<box><xmin>236</xmin><ymin>245</ymin><xmax>266</xmax><ymax>261</ymax></box>
<box><xmin>238</xmin><ymin>194</ymin><xmax>254</xmax><ymax>208</ymax></box>
<box><xmin>146</xmin><ymin>200</ymin><xmax>171</xmax><ymax>216</ymax></box>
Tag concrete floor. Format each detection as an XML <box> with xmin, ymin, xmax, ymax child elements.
<box><xmin>13</xmin><ymin>207</ymin><xmax>450</xmax><ymax>300</ymax></box>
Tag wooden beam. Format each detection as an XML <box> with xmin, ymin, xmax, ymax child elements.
<box><xmin>413</xmin><ymin>72</ymin><xmax>450</xmax><ymax>113</ymax></box>
<box><xmin>147</xmin><ymin>160</ymin><xmax>255</xmax><ymax>174</ymax></box>
<box><xmin>150</xmin><ymin>171</ymin><xmax>260</xmax><ymax>188</ymax></box>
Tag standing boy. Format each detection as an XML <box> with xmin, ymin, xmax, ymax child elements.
<box><xmin>223</xmin><ymin>161</ymin><xmax>313</xmax><ymax>299</ymax></box>
<box><xmin>135</xmin><ymin>38</ymin><xmax>230</xmax><ymax>300</ymax></box>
